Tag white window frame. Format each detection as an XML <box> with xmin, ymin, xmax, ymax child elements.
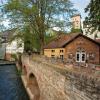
<box><xmin>76</xmin><ymin>52</ymin><xmax>86</xmax><ymax>63</ymax></box>
<box><xmin>81</xmin><ymin>52</ymin><xmax>86</xmax><ymax>62</ymax></box>
<box><xmin>76</xmin><ymin>52</ymin><xmax>80</xmax><ymax>62</ymax></box>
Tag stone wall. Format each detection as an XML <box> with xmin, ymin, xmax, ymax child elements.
<box><xmin>64</xmin><ymin>71</ymin><xmax>100</xmax><ymax>100</ymax></box>
<box><xmin>22</xmin><ymin>55</ymin><xmax>100</xmax><ymax>100</ymax></box>
<box><xmin>64</xmin><ymin>36</ymin><xmax>100</xmax><ymax>64</ymax></box>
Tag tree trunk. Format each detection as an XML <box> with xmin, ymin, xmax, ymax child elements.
<box><xmin>40</xmin><ymin>39</ymin><xmax>44</xmax><ymax>55</ymax></box>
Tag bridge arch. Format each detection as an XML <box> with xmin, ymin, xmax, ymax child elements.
<box><xmin>28</xmin><ymin>73</ymin><xmax>40</xmax><ymax>100</ymax></box>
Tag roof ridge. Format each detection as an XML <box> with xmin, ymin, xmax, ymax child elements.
<box><xmin>44</xmin><ymin>33</ymin><xmax>100</xmax><ymax>49</ymax></box>
<box><xmin>44</xmin><ymin>33</ymin><xmax>82</xmax><ymax>49</ymax></box>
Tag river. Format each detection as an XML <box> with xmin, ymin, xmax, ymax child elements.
<box><xmin>0</xmin><ymin>63</ymin><xmax>29</xmax><ymax>100</ymax></box>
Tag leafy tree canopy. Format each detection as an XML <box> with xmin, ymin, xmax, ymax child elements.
<box><xmin>3</xmin><ymin>0</ymin><xmax>77</xmax><ymax>54</ymax></box>
<box><xmin>85</xmin><ymin>0</ymin><xmax>100</xmax><ymax>33</ymax></box>
<box><xmin>70</xmin><ymin>28</ymin><xmax>82</xmax><ymax>33</ymax></box>
<box><xmin>0</xmin><ymin>3</ymin><xmax>6</xmax><ymax>32</ymax></box>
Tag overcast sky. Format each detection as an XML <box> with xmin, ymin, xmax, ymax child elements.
<box><xmin>71</xmin><ymin>0</ymin><xmax>90</xmax><ymax>20</ymax></box>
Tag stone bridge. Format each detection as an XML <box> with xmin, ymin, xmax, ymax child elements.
<box><xmin>21</xmin><ymin>54</ymin><xmax>100</xmax><ymax>100</ymax></box>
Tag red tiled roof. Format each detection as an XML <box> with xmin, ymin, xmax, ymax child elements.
<box><xmin>44</xmin><ymin>33</ymin><xmax>81</xmax><ymax>49</ymax></box>
<box><xmin>44</xmin><ymin>33</ymin><xmax>100</xmax><ymax>49</ymax></box>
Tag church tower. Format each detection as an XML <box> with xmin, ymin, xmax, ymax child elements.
<box><xmin>71</xmin><ymin>14</ymin><xmax>81</xmax><ymax>29</ymax></box>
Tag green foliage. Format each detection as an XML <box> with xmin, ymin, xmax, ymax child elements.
<box><xmin>0</xmin><ymin>5</ymin><xmax>6</xmax><ymax>30</ymax></box>
<box><xmin>45</xmin><ymin>34</ymin><xmax>55</xmax><ymax>44</ymax></box>
<box><xmin>44</xmin><ymin>29</ymin><xmax>57</xmax><ymax>44</ymax></box>
<box><xmin>16</xmin><ymin>69</ymin><xmax>22</xmax><ymax>76</ymax></box>
<box><xmin>11</xmin><ymin>54</ymin><xmax>17</xmax><ymax>61</ymax></box>
<box><xmin>71</xmin><ymin>28</ymin><xmax>82</xmax><ymax>33</ymax></box>
<box><xmin>4</xmin><ymin>0</ymin><xmax>77</xmax><ymax>54</ymax></box>
<box><xmin>85</xmin><ymin>0</ymin><xmax>100</xmax><ymax>33</ymax></box>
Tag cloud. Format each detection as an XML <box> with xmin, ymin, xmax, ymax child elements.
<box><xmin>71</xmin><ymin>0</ymin><xmax>90</xmax><ymax>20</ymax></box>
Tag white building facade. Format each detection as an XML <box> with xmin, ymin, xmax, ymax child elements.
<box><xmin>6</xmin><ymin>39</ymin><xmax>24</xmax><ymax>54</ymax></box>
<box><xmin>1</xmin><ymin>29</ymin><xmax>24</xmax><ymax>60</ymax></box>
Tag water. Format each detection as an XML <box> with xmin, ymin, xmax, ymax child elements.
<box><xmin>0</xmin><ymin>64</ymin><xmax>29</xmax><ymax>100</ymax></box>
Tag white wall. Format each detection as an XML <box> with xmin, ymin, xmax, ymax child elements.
<box><xmin>6</xmin><ymin>39</ymin><xmax>24</xmax><ymax>54</ymax></box>
<box><xmin>0</xmin><ymin>43</ymin><xmax>5</xmax><ymax>59</ymax></box>
<box><xmin>83</xmin><ymin>28</ymin><xmax>100</xmax><ymax>39</ymax></box>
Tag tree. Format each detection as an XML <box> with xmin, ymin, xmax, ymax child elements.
<box><xmin>0</xmin><ymin>2</ymin><xmax>6</xmax><ymax>32</ymax></box>
<box><xmin>70</xmin><ymin>28</ymin><xmax>82</xmax><ymax>33</ymax></box>
<box><xmin>4</xmin><ymin>0</ymin><xmax>77</xmax><ymax>54</ymax></box>
<box><xmin>85</xmin><ymin>0</ymin><xmax>100</xmax><ymax>33</ymax></box>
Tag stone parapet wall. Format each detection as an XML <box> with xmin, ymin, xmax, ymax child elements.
<box><xmin>22</xmin><ymin>55</ymin><xmax>69</xmax><ymax>100</ymax></box>
<box><xmin>64</xmin><ymin>71</ymin><xmax>100</xmax><ymax>100</ymax></box>
<box><xmin>22</xmin><ymin>55</ymin><xmax>100</xmax><ymax>100</ymax></box>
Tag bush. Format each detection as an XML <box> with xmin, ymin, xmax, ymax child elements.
<box><xmin>11</xmin><ymin>54</ymin><xmax>17</xmax><ymax>61</ymax></box>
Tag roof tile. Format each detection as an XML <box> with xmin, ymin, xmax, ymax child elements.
<box><xmin>44</xmin><ymin>33</ymin><xmax>80</xmax><ymax>49</ymax></box>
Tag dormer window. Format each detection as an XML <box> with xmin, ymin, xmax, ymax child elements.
<box><xmin>51</xmin><ymin>50</ymin><xmax>55</xmax><ymax>52</ymax></box>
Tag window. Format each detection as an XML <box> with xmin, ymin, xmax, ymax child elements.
<box><xmin>60</xmin><ymin>50</ymin><xmax>63</xmax><ymax>53</ymax></box>
<box><xmin>51</xmin><ymin>55</ymin><xmax>55</xmax><ymax>58</ymax></box>
<box><xmin>60</xmin><ymin>55</ymin><xmax>64</xmax><ymax>60</ymax></box>
<box><xmin>51</xmin><ymin>50</ymin><xmax>55</xmax><ymax>52</ymax></box>
<box><xmin>68</xmin><ymin>53</ymin><xmax>73</xmax><ymax>59</ymax></box>
<box><xmin>76</xmin><ymin>53</ymin><xmax>80</xmax><ymax>61</ymax></box>
<box><xmin>82</xmin><ymin>53</ymin><xmax>85</xmax><ymax>61</ymax></box>
<box><xmin>76</xmin><ymin>52</ymin><xmax>86</xmax><ymax>62</ymax></box>
<box><xmin>89</xmin><ymin>53</ymin><xmax>95</xmax><ymax>60</ymax></box>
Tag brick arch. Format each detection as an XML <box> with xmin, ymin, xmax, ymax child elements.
<box><xmin>28</xmin><ymin>73</ymin><xmax>40</xmax><ymax>100</ymax></box>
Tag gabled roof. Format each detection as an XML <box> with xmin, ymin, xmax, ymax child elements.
<box><xmin>63</xmin><ymin>33</ymin><xmax>100</xmax><ymax>47</ymax></box>
<box><xmin>44</xmin><ymin>33</ymin><xmax>80</xmax><ymax>49</ymax></box>
<box><xmin>44</xmin><ymin>33</ymin><xmax>100</xmax><ymax>49</ymax></box>
<box><xmin>0</xmin><ymin>29</ymin><xmax>17</xmax><ymax>42</ymax></box>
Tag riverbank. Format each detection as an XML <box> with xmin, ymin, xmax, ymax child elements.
<box><xmin>0</xmin><ymin>60</ymin><xmax>15</xmax><ymax>65</ymax></box>
<box><xmin>16</xmin><ymin>62</ymin><xmax>34</xmax><ymax>100</ymax></box>
<box><xmin>21</xmin><ymin>75</ymin><xmax>34</xmax><ymax>100</ymax></box>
